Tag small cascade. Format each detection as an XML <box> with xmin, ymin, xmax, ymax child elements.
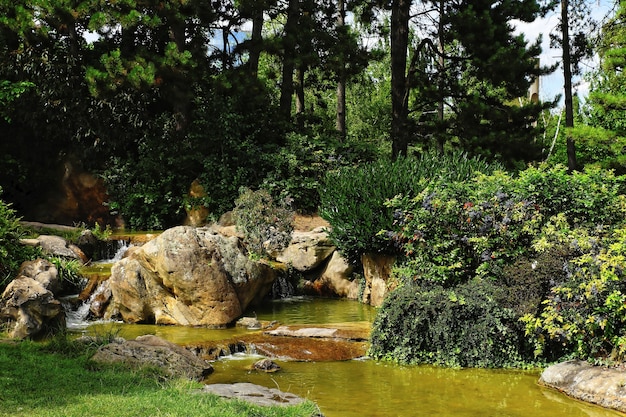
<box><xmin>102</xmin><ymin>239</ymin><xmax>132</xmax><ymax>262</ymax></box>
<box><xmin>63</xmin><ymin>281</ymin><xmax>109</xmax><ymax>330</ymax></box>
<box><xmin>271</xmin><ymin>275</ymin><xmax>295</xmax><ymax>299</ymax></box>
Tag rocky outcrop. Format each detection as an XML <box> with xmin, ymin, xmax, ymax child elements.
<box><xmin>102</xmin><ymin>226</ymin><xmax>278</xmax><ymax>326</ymax></box>
<box><xmin>201</xmin><ymin>383</ymin><xmax>306</xmax><ymax>407</ymax></box>
<box><xmin>309</xmin><ymin>251</ymin><xmax>358</xmax><ymax>299</ymax></box>
<box><xmin>18</xmin><ymin>259</ymin><xmax>61</xmax><ymax>295</ymax></box>
<box><xmin>539</xmin><ymin>360</ymin><xmax>626</xmax><ymax>413</ymax></box>
<box><xmin>0</xmin><ymin>276</ymin><xmax>65</xmax><ymax>339</ymax></box>
<box><xmin>91</xmin><ymin>335</ymin><xmax>213</xmax><ymax>381</ymax></box>
<box><xmin>274</xmin><ymin>228</ymin><xmax>335</xmax><ymax>272</ymax></box>
<box><xmin>361</xmin><ymin>253</ymin><xmax>396</xmax><ymax>307</ymax></box>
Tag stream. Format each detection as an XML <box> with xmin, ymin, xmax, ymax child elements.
<box><xmin>69</xmin><ymin>241</ymin><xmax>624</xmax><ymax>417</ymax></box>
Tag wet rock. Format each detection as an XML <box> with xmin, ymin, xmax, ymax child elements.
<box><xmin>201</xmin><ymin>383</ymin><xmax>305</xmax><ymax>407</ymax></box>
<box><xmin>236</xmin><ymin>317</ymin><xmax>262</xmax><ymax>329</ymax></box>
<box><xmin>91</xmin><ymin>334</ymin><xmax>213</xmax><ymax>381</ymax></box>
<box><xmin>539</xmin><ymin>360</ymin><xmax>626</xmax><ymax>413</ymax></box>
<box><xmin>0</xmin><ymin>276</ymin><xmax>65</xmax><ymax>339</ymax></box>
<box><xmin>252</xmin><ymin>358</ymin><xmax>281</xmax><ymax>373</ymax></box>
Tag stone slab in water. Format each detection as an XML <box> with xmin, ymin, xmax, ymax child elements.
<box><xmin>539</xmin><ymin>360</ymin><xmax>626</xmax><ymax>413</ymax></box>
<box><xmin>201</xmin><ymin>382</ymin><xmax>304</xmax><ymax>407</ymax></box>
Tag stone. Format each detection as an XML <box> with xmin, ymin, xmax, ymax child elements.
<box><xmin>361</xmin><ymin>253</ymin><xmax>396</xmax><ymax>307</ymax></box>
<box><xmin>313</xmin><ymin>251</ymin><xmax>358</xmax><ymax>299</ymax></box>
<box><xmin>236</xmin><ymin>316</ymin><xmax>262</xmax><ymax>329</ymax></box>
<box><xmin>18</xmin><ymin>259</ymin><xmax>61</xmax><ymax>295</ymax></box>
<box><xmin>251</xmin><ymin>358</ymin><xmax>281</xmax><ymax>372</ymax></box>
<box><xmin>103</xmin><ymin>226</ymin><xmax>277</xmax><ymax>326</ymax></box>
<box><xmin>91</xmin><ymin>335</ymin><xmax>213</xmax><ymax>381</ymax></box>
<box><xmin>183</xmin><ymin>179</ymin><xmax>210</xmax><ymax>227</ymax></box>
<box><xmin>34</xmin><ymin>235</ymin><xmax>87</xmax><ymax>263</ymax></box>
<box><xmin>0</xmin><ymin>276</ymin><xmax>65</xmax><ymax>339</ymax></box>
<box><xmin>201</xmin><ymin>383</ymin><xmax>305</xmax><ymax>407</ymax></box>
<box><xmin>539</xmin><ymin>360</ymin><xmax>626</xmax><ymax>413</ymax></box>
<box><xmin>274</xmin><ymin>230</ymin><xmax>335</xmax><ymax>272</ymax></box>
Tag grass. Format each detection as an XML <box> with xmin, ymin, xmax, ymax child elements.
<box><xmin>0</xmin><ymin>340</ymin><xmax>320</xmax><ymax>417</ymax></box>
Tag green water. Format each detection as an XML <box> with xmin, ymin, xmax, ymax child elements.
<box><xmin>82</xmin><ymin>298</ymin><xmax>624</xmax><ymax>417</ymax></box>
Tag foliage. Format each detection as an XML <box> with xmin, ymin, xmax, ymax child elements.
<box><xmin>387</xmin><ymin>177</ymin><xmax>543</xmax><ymax>286</ymax></box>
<box><xmin>47</xmin><ymin>256</ymin><xmax>85</xmax><ymax>291</ymax></box>
<box><xmin>0</xmin><ymin>190</ymin><xmax>38</xmax><ymax>289</ymax></box>
<box><xmin>369</xmin><ymin>279</ymin><xmax>531</xmax><ymax>368</ymax></box>
<box><xmin>522</xmin><ymin>226</ymin><xmax>626</xmax><ymax>363</ymax></box>
<box><xmin>319</xmin><ymin>152</ymin><xmax>502</xmax><ymax>265</ymax></box>
<box><xmin>233</xmin><ymin>188</ymin><xmax>294</xmax><ymax>258</ymax></box>
<box><xmin>0</xmin><ymin>80</ymin><xmax>34</xmax><ymax>122</ymax></box>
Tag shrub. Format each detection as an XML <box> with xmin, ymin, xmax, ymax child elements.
<box><xmin>48</xmin><ymin>256</ymin><xmax>85</xmax><ymax>293</ymax></box>
<box><xmin>369</xmin><ymin>279</ymin><xmax>530</xmax><ymax>368</ymax></box>
<box><xmin>319</xmin><ymin>152</ymin><xmax>502</xmax><ymax>265</ymax></box>
<box><xmin>232</xmin><ymin>188</ymin><xmax>294</xmax><ymax>258</ymax></box>
<box><xmin>0</xmin><ymin>190</ymin><xmax>38</xmax><ymax>289</ymax></box>
<box><xmin>522</xmin><ymin>226</ymin><xmax>626</xmax><ymax>363</ymax></box>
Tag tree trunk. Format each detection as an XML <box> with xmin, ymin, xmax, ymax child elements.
<box><xmin>248</xmin><ymin>7</ymin><xmax>264</xmax><ymax>77</ymax></box>
<box><xmin>436</xmin><ymin>0</ymin><xmax>445</xmax><ymax>153</ymax></box>
<box><xmin>335</xmin><ymin>0</ymin><xmax>347</xmax><ymax>140</ymax></box>
<box><xmin>561</xmin><ymin>0</ymin><xmax>577</xmax><ymax>171</ymax></box>
<box><xmin>295</xmin><ymin>65</ymin><xmax>305</xmax><ymax>129</ymax></box>
<box><xmin>279</xmin><ymin>0</ymin><xmax>300</xmax><ymax>122</ymax></box>
<box><xmin>391</xmin><ymin>0</ymin><xmax>411</xmax><ymax>159</ymax></box>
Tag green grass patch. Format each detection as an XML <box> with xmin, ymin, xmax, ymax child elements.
<box><xmin>0</xmin><ymin>341</ymin><xmax>319</xmax><ymax>417</ymax></box>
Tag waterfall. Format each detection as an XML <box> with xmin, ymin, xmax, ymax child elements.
<box><xmin>105</xmin><ymin>239</ymin><xmax>132</xmax><ymax>262</ymax></box>
<box><xmin>63</xmin><ymin>281</ymin><xmax>109</xmax><ymax>330</ymax></box>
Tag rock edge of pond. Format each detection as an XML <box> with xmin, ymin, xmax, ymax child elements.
<box><xmin>540</xmin><ymin>360</ymin><xmax>626</xmax><ymax>413</ymax></box>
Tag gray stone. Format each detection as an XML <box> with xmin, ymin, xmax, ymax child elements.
<box><xmin>33</xmin><ymin>235</ymin><xmax>87</xmax><ymax>263</ymax></box>
<box><xmin>91</xmin><ymin>335</ymin><xmax>213</xmax><ymax>381</ymax></box>
<box><xmin>274</xmin><ymin>230</ymin><xmax>335</xmax><ymax>272</ymax></box>
<box><xmin>252</xmin><ymin>358</ymin><xmax>281</xmax><ymax>372</ymax></box>
<box><xmin>201</xmin><ymin>383</ymin><xmax>305</xmax><ymax>407</ymax></box>
<box><xmin>539</xmin><ymin>360</ymin><xmax>626</xmax><ymax>413</ymax></box>
<box><xmin>18</xmin><ymin>259</ymin><xmax>61</xmax><ymax>295</ymax></box>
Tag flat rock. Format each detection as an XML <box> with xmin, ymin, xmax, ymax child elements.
<box><xmin>201</xmin><ymin>382</ymin><xmax>305</xmax><ymax>407</ymax></box>
<box><xmin>539</xmin><ymin>360</ymin><xmax>626</xmax><ymax>413</ymax></box>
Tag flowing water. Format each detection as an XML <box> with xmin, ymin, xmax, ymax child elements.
<box><xmin>76</xmin><ymin>298</ymin><xmax>625</xmax><ymax>417</ymax></box>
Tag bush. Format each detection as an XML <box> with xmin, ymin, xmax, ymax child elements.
<box><xmin>0</xmin><ymin>190</ymin><xmax>38</xmax><ymax>289</ymax></box>
<box><xmin>522</xmin><ymin>226</ymin><xmax>626</xmax><ymax>363</ymax></box>
<box><xmin>319</xmin><ymin>152</ymin><xmax>502</xmax><ymax>265</ymax></box>
<box><xmin>369</xmin><ymin>279</ymin><xmax>530</xmax><ymax>368</ymax></box>
<box><xmin>232</xmin><ymin>188</ymin><xmax>294</xmax><ymax>258</ymax></box>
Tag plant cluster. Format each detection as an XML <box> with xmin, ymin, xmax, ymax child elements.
<box><xmin>319</xmin><ymin>152</ymin><xmax>502</xmax><ymax>265</ymax></box>
<box><xmin>0</xmin><ymin>190</ymin><xmax>38</xmax><ymax>290</ymax></box>
<box><xmin>232</xmin><ymin>188</ymin><xmax>294</xmax><ymax>258</ymax></box>
<box><xmin>365</xmin><ymin>164</ymin><xmax>626</xmax><ymax>367</ymax></box>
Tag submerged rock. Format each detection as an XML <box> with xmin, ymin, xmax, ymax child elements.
<box><xmin>252</xmin><ymin>358</ymin><xmax>281</xmax><ymax>373</ymax></box>
<box><xmin>539</xmin><ymin>360</ymin><xmax>626</xmax><ymax>413</ymax></box>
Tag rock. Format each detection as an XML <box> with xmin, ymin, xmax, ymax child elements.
<box><xmin>201</xmin><ymin>383</ymin><xmax>305</xmax><ymax>407</ymax></box>
<box><xmin>33</xmin><ymin>235</ymin><xmax>87</xmax><ymax>263</ymax></box>
<box><xmin>313</xmin><ymin>252</ymin><xmax>358</xmax><ymax>299</ymax></box>
<box><xmin>18</xmin><ymin>259</ymin><xmax>61</xmax><ymax>295</ymax></box>
<box><xmin>539</xmin><ymin>360</ymin><xmax>626</xmax><ymax>413</ymax></box>
<box><xmin>91</xmin><ymin>335</ymin><xmax>213</xmax><ymax>381</ymax></box>
<box><xmin>361</xmin><ymin>253</ymin><xmax>396</xmax><ymax>307</ymax></box>
<box><xmin>236</xmin><ymin>317</ymin><xmax>262</xmax><ymax>329</ymax></box>
<box><xmin>103</xmin><ymin>226</ymin><xmax>277</xmax><ymax>326</ymax></box>
<box><xmin>183</xmin><ymin>179</ymin><xmax>210</xmax><ymax>227</ymax></box>
<box><xmin>251</xmin><ymin>358</ymin><xmax>281</xmax><ymax>373</ymax></box>
<box><xmin>274</xmin><ymin>230</ymin><xmax>335</xmax><ymax>272</ymax></box>
<box><xmin>0</xmin><ymin>276</ymin><xmax>65</xmax><ymax>339</ymax></box>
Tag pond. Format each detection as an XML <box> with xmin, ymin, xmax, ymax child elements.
<box><xmin>77</xmin><ymin>298</ymin><xmax>625</xmax><ymax>417</ymax></box>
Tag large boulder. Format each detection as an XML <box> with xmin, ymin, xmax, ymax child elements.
<box><xmin>312</xmin><ymin>251</ymin><xmax>358</xmax><ymax>299</ymax></box>
<box><xmin>539</xmin><ymin>360</ymin><xmax>626</xmax><ymax>413</ymax></box>
<box><xmin>103</xmin><ymin>226</ymin><xmax>278</xmax><ymax>326</ymax></box>
<box><xmin>20</xmin><ymin>234</ymin><xmax>87</xmax><ymax>263</ymax></box>
<box><xmin>91</xmin><ymin>335</ymin><xmax>213</xmax><ymax>381</ymax></box>
<box><xmin>274</xmin><ymin>228</ymin><xmax>335</xmax><ymax>272</ymax></box>
<box><xmin>0</xmin><ymin>276</ymin><xmax>65</xmax><ymax>339</ymax></box>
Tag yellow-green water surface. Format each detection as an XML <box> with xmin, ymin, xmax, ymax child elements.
<box><xmin>82</xmin><ymin>298</ymin><xmax>624</xmax><ymax>417</ymax></box>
